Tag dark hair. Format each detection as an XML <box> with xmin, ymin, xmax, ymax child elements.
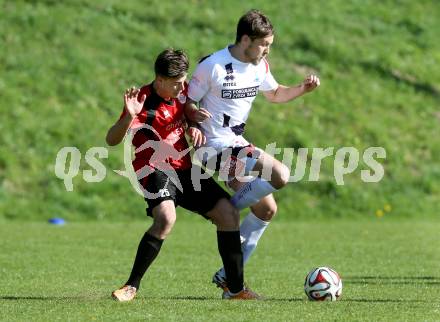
<box><xmin>154</xmin><ymin>48</ymin><xmax>189</xmax><ymax>78</ymax></box>
<box><xmin>235</xmin><ymin>9</ymin><xmax>274</xmax><ymax>43</ymax></box>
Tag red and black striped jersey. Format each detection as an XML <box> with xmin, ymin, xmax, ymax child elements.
<box><xmin>119</xmin><ymin>83</ymin><xmax>192</xmax><ymax>173</ymax></box>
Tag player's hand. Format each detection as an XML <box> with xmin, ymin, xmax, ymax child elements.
<box><xmin>190</xmin><ymin>108</ymin><xmax>212</xmax><ymax>123</ymax></box>
<box><xmin>301</xmin><ymin>75</ymin><xmax>320</xmax><ymax>93</ymax></box>
<box><xmin>124</xmin><ymin>86</ymin><xmax>146</xmax><ymax>117</ymax></box>
<box><xmin>187</xmin><ymin>126</ymin><xmax>206</xmax><ymax>147</ymax></box>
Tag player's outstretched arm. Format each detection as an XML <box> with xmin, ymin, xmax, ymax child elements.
<box><xmin>106</xmin><ymin>87</ymin><xmax>146</xmax><ymax>146</ymax></box>
<box><xmin>263</xmin><ymin>75</ymin><xmax>320</xmax><ymax>104</ymax></box>
<box><xmin>184</xmin><ymin>98</ymin><xmax>212</xmax><ymax>123</ymax></box>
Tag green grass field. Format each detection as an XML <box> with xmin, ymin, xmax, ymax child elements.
<box><xmin>1</xmin><ymin>217</ymin><xmax>439</xmax><ymax>321</ymax></box>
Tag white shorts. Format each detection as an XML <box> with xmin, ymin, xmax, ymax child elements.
<box><xmin>194</xmin><ymin>135</ymin><xmax>261</xmax><ymax>181</ymax></box>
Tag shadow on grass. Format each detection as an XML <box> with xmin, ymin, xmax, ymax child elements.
<box><xmin>346</xmin><ymin>280</ymin><xmax>440</xmax><ymax>285</ymax></box>
<box><xmin>344</xmin><ymin>298</ymin><xmax>429</xmax><ymax>303</ymax></box>
<box><xmin>165</xmin><ymin>296</ymin><xmax>219</xmax><ymax>301</ymax></box>
<box><xmin>343</xmin><ymin>276</ymin><xmax>440</xmax><ymax>285</ymax></box>
<box><xmin>160</xmin><ymin>296</ymin><xmax>305</xmax><ymax>302</ymax></box>
<box><xmin>0</xmin><ymin>296</ymin><xmax>104</xmax><ymax>301</ymax></box>
<box><xmin>268</xmin><ymin>298</ymin><xmax>431</xmax><ymax>303</ymax></box>
<box><xmin>345</xmin><ymin>276</ymin><xmax>439</xmax><ymax>280</ymax></box>
<box><xmin>167</xmin><ymin>296</ymin><xmax>310</xmax><ymax>302</ymax></box>
<box><xmin>1</xmin><ymin>295</ymin><xmax>433</xmax><ymax>304</ymax></box>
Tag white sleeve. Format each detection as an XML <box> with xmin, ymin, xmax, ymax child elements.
<box><xmin>259</xmin><ymin>61</ymin><xmax>279</xmax><ymax>92</ymax></box>
<box><xmin>188</xmin><ymin>59</ymin><xmax>213</xmax><ymax>102</ymax></box>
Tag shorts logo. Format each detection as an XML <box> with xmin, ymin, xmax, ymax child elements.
<box><xmin>221</xmin><ymin>86</ymin><xmax>259</xmax><ymax>99</ymax></box>
<box><xmin>159</xmin><ymin>188</ymin><xmax>170</xmax><ymax>197</ymax></box>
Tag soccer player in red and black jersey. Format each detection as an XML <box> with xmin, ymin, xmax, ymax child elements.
<box><xmin>106</xmin><ymin>49</ymin><xmax>260</xmax><ymax>301</ymax></box>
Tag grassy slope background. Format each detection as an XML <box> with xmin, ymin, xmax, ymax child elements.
<box><xmin>0</xmin><ymin>0</ymin><xmax>439</xmax><ymax>221</ymax></box>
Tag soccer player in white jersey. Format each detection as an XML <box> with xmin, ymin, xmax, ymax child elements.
<box><xmin>185</xmin><ymin>9</ymin><xmax>320</xmax><ymax>292</ymax></box>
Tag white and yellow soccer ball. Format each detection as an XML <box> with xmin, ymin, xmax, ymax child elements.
<box><xmin>304</xmin><ymin>267</ymin><xmax>342</xmax><ymax>301</ymax></box>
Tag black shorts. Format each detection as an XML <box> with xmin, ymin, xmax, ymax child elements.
<box><xmin>138</xmin><ymin>166</ymin><xmax>230</xmax><ymax>218</ymax></box>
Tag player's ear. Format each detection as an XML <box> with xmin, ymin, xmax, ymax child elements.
<box><xmin>241</xmin><ymin>35</ymin><xmax>251</xmax><ymax>46</ymax></box>
<box><xmin>156</xmin><ymin>75</ymin><xmax>164</xmax><ymax>88</ymax></box>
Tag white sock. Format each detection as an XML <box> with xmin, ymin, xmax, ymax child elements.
<box><xmin>240</xmin><ymin>211</ymin><xmax>270</xmax><ymax>264</ymax></box>
<box><xmin>230</xmin><ymin>177</ymin><xmax>276</xmax><ymax>210</ymax></box>
<box><xmin>217</xmin><ymin>211</ymin><xmax>270</xmax><ymax>280</ymax></box>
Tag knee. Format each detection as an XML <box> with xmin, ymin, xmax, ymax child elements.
<box><xmin>263</xmin><ymin>203</ymin><xmax>277</xmax><ymax>221</ymax></box>
<box><xmin>253</xmin><ymin>202</ymin><xmax>277</xmax><ymax>221</ymax></box>
<box><xmin>152</xmin><ymin>211</ymin><xmax>176</xmax><ymax>239</ymax></box>
<box><xmin>160</xmin><ymin>213</ymin><xmax>176</xmax><ymax>229</ymax></box>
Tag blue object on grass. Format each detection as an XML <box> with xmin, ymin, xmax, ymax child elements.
<box><xmin>48</xmin><ymin>218</ymin><xmax>66</xmax><ymax>225</ymax></box>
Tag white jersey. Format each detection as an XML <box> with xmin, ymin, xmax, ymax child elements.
<box><xmin>188</xmin><ymin>46</ymin><xmax>278</xmax><ymax>151</ymax></box>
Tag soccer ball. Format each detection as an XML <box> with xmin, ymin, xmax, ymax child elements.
<box><xmin>304</xmin><ymin>267</ymin><xmax>342</xmax><ymax>301</ymax></box>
